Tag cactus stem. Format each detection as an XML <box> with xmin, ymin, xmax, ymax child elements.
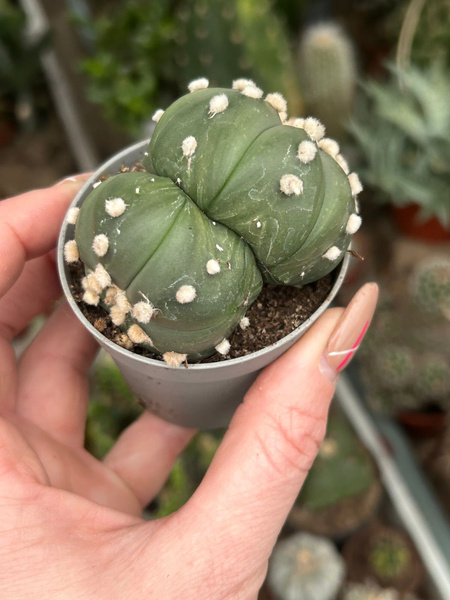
<box><xmin>127</xmin><ymin>324</ymin><xmax>152</xmax><ymax>345</ymax></box>
<box><xmin>297</xmin><ymin>141</ymin><xmax>317</xmax><ymax>164</ymax></box>
<box><xmin>82</xmin><ymin>288</ymin><xmax>100</xmax><ymax>306</ymax></box>
<box><xmin>303</xmin><ymin>117</ymin><xmax>326</xmax><ymax>141</ymax></box>
<box><xmin>265</xmin><ymin>92</ymin><xmax>287</xmax><ymax>114</ymax></box>
<box><xmin>335</xmin><ymin>154</ymin><xmax>350</xmax><ymax>175</ymax></box>
<box><xmin>318</xmin><ymin>138</ymin><xmax>340</xmax><ymax>158</ymax></box>
<box><xmin>163</xmin><ymin>351</ymin><xmax>188</xmax><ymax>367</ymax></box>
<box><xmin>188</xmin><ymin>77</ymin><xmax>209</xmax><ymax>92</ymax></box>
<box><xmin>280</xmin><ymin>174</ymin><xmax>304</xmax><ymax>196</ymax></box>
<box><xmin>215</xmin><ymin>338</ymin><xmax>231</xmax><ymax>355</ymax></box>
<box><xmin>152</xmin><ymin>109</ymin><xmax>165</xmax><ymax>123</ymax></box>
<box><xmin>232</xmin><ymin>78</ymin><xmax>256</xmax><ymax>91</ymax></box>
<box><xmin>105</xmin><ymin>197</ymin><xmax>127</xmax><ymax>217</ymax></box>
<box><xmin>241</xmin><ymin>84</ymin><xmax>263</xmax><ymax>99</ymax></box>
<box><xmin>92</xmin><ymin>234</ymin><xmax>109</xmax><ymax>257</ymax></box>
<box><xmin>110</xmin><ymin>305</ymin><xmax>127</xmax><ymax>326</ymax></box>
<box><xmin>216</xmin><ymin>244</ymin><xmax>224</xmax><ymax>251</ymax></box>
<box><xmin>209</xmin><ymin>94</ymin><xmax>229</xmax><ymax>117</ymax></box>
<box><xmin>346</xmin><ymin>214</ymin><xmax>362</xmax><ymax>235</ymax></box>
<box><xmin>66</xmin><ymin>207</ymin><xmax>80</xmax><ymax>225</ymax></box>
<box><xmin>206</xmin><ymin>259</ymin><xmax>221</xmax><ymax>274</ymax></box>
<box><xmin>348</xmin><ymin>172</ymin><xmax>363</xmax><ymax>196</ymax></box>
<box><xmin>63</xmin><ymin>240</ymin><xmax>79</xmax><ymax>263</ymax></box>
<box><xmin>176</xmin><ymin>284</ymin><xmax>197</xmax><ymax>304</ymax></box>
<box><xmin>93</xmin><ymin>181</ymin><xmax>102</xmax><ymax>189</ymax></box>
<box><xmin>131</xmin><ymin>300</ymin><xmax>154</xmax><ymax>323</ymax></box>
<box><xmin>323</xmin><ymin>246</ymin><xmax>342</xmax><ymax>261</ymax></box>
<box><xmin>239</xmin><ymin>316</ymin><xmax>250</xmax><ymax>330</ymax></box>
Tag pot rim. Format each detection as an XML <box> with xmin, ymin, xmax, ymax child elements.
<box><xmin>58</xmin><ymin>139</ymin><xmax>350</xmax><ymax>372</ymax></box>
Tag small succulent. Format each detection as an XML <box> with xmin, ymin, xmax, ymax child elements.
<box><xmin>65</xmin><ymin>79</ymin><xmax>361</xmax><ymax>363</ymax></box>
<box><xmin>410</xmin><ymin>256</ymin><xmax>450</xmax><ymax>320</ymax></box>
<box><xmin>343</xmin><ymin>581</ymin><xmax>419</xmax><ymax>600</ymax></box>
<box><xmin>368</xmin><ymin>534</ymin><xmax>412</xmax><ymax>581</ymax></box>
<box><xmin>267</xmin><ymin>532</ymin><xmax>346</xmax><ymax>600</ymax></box>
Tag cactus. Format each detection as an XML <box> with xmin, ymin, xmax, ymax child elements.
<box><xmin>343</xmin><ymin>581</ymin><xmax>419</xmax><ymax>600</ymax></box>
<box><xmin>372</xmin><ymin>345</ymin><xmax>415</xmax><ymax>392</ymax></box>
<box><xmin>298</xmin><ymin>22</ymin><xmax>357</xmax><ymax>139</ymax></box>
<box><xmin>66</xmin><ymin>80</ymin><xmax>361</xmax><ymax>362</ymax></box>
<box><xmin>368</xmin><ymin>533</ymin><xmax>412</xmax><ymax>581</ymax></box>
<box><xmin>413</xmin><ymin>354</ymin><xmax>450</xmax><ymax>405</ymax></box>
<box><xmin>410</xmin><ymin>256</ymin><xmax>450</xmax><ymax>319</ymax></box>
<box><xmin>268</xmin><ymin>532</ymin><xmax>346</xmax><ymax>600</ymax></box>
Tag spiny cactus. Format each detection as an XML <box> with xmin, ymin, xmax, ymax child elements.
<box><xmin>368</xmin><ymin>532</ymin><xmax>413</xmax><ymax>581</ymax></box>
<box><xmin>268</xmin><ymin>533</ymin><xmax>346</xmax><ymax>600</ymax></box>
<box><xmin>372</xmin><ymin>345</ymin><xmax>415</xmax><ymax>392</ymax></box>
<box><xmin>413</xmin><ymin>354</ymin><xmax>450</xmax><ymax>404</ymax></box>
<box><xmin>298</xmin><ymin>22</ymin><xmax>357</xmax><ymax>139</ymax></box>
<box><xmin>343</xmin><ymin>581</ymin><xmax>419</xmax><ymax>600</ymax></box>
<box><xmin>66</xmin><ymin>79</ymin><xmax>361</xmax><ymax>363</ymax></box>
<box><xmin>410</xmin><ymin>256</ymin><xmax>450</xmax><ymax>320</ymax></box>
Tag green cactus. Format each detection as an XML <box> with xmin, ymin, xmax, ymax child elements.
<box><xmin>373</xmin><ymin>345</ymin><xmax>415</xmax><ymax>392</ymax></box>
<box><xmin>369</xmin><ymin>533</ymin><xmax>412</xmax><ymax>580</ymax></box>
<box><xmin>298</xmin><ymin>22</ymin><xmax>357</xmax><ymax>139</ymax></box>
<box><xmin>296</xmin><ymin>415</ymin><xmax>378</xmax><ymax>512</ymax></box>
<box><xmin>268</xmin><ymin>532</ymin><xmax>346</xmax><ymax>600</ymax></box>
<box><xmin>410</xmin><ymin>256</ymin><xmax>450</xmax><ymax>319</ymax></box>
<box><xmin>413</xmin><ymin>354</ymin><xmax>450</xmax><ymax>405</ymax></box>
<box><xmin>67</xmin><ymin>81</ymin><xmax>360</xmax><ymax>362</ymax></box>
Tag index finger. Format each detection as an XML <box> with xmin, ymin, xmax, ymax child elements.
<box><xmin>0</xmin><ymin>175</ymin><xmax>91</xmax><ymax>300</ymax></box>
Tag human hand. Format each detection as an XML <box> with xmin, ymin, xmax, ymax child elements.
<box><xmin>0</xmin><ymin>177</ymin><xmax>378</xmax><ymax>599</ymax></box>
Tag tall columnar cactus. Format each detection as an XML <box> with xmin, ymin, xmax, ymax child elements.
<box><xmin>65</xmin><ymin>79</ymin><xmax>361</xmax><ymax>364</ymax></box>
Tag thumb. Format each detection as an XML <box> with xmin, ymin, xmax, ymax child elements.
<box><xmin>185</xmin><ymin>283</ymin><xmax>378</xmax><ymax>565</ymax></box>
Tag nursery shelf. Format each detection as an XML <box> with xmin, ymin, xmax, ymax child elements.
<box><xmin>337</xmin><ymin>373</ymin><xmax>450</xmax><ymax>600</ymax></box>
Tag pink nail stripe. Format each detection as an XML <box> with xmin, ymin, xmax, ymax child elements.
<box><xmin>336</xmin><ymin>320</ymin><xmax>369</xmax><ymax>372</ymax></box>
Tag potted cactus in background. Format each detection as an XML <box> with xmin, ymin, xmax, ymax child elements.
<box><xmin>342</xmin><ymin>581</ymin><xmax>421</xmax><ymax>600</ymax></box>
<box><xmin>59</xmin><ymin>78</ymin><xmax>362</xmax><ymax>428</ymax></box>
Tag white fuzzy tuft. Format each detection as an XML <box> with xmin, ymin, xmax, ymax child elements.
<box><xmin>346</xmin><ymin>213</ymin><xmax>362</xmax><ymax>235</ymax></box>
<box><xmin>291</xmin><ymin>118</ymin><xmax>305</xmax><ymax>129</ymax></box>
<box><xmin>176</xmin><ymin>284</ymin><xmax>197</xmax><ymax>304</ymax></box>
<box><xmin>85</xmin><ymin>273</ymin><xmax>102</xmax><ymax>294</ymax></box>
<box><xmin>94</xmin><ymin>264</ymin><xmax>111</xmax><ymax>289</ymax></box>
<box><xmin>215</xmin><ymin>338</ymin><xmax>231</xmax><ymax>355</ymax></box>
<box><xmin>66</xmin><ymin>207</ymin><xmax>80</xmax><ymax>225</ymax></box>
<box><xmin>131</xmin><ymin>301</ymin><xmax>154</xmax><ymax>323</ymax></box>
<box><xmin>82</xmin><ymin>289</ymin><xmax>100</xmax><ymax>306</ymax></box>
<box><xmin>163</xmin><ymin>352</ymin><xmax>188</xmax><ymax>367</ymax></box>
<box><xmin>104</xmin><ymin>285</ymin><xmax>120</xmax><ymax>306</ymax></box>
<box><xmin>335</xmin><ymin>154</ymin><xmax>350</xmax><ymax>174</ymax></box>
<box><xmin>182</xmin><ymin>136</ymin><xmax>197</xmax><ymax>158</ymax></box>
<box><xmin>115</xmin><ymin>291</ymin><xmax>131</xmax><ymax>313</ymax></box>
<box><xmin>209</xmin><ymin>94</ymin><xmax>229</xmax><ymax>117</ymax></box>
<box><xmin>318</xmin><ymin>138</ymin><xmax>340</xmax><ymax>158</ymax></box>
<box><xmin>127</xmin><ymin>324</ymin><xmax>152</xmax><ymax>345</ymax></box>
<box><xmin>206</xmin><ymin>259</ymin><xmax>221</xmax><ymax>275</ymax></box>
<box><xmin>93</xmin><ymin>181</ymin><xmax>102</xmax><ymax>189</ymax></box>
<box><xmin>348</xmin><ymin>172</ymin><xmax>363</xmax><ymax>196</ymax></box>
<box><xmin>232</xmin><ymin>78</ymin><xmax>256</xmax><ymax>91</ymax></box>
<box><xmin>239</xmin><ymin>317</ymin><xmax>250</xmax><ymax>330</ymax></box>
<box><xmin>241</xmin><ymin>84</ymin><xmax>263</xmax><ymax>99</ymax></box>
<box><xmin>105</xmin><ymin>197</ymin><xmax>127</xmax><ymax>218</ymax></box>
<box><xmin>303</xmin><ymin>117</ymin><xmax>326</xmax><ymax>141</ymax></box>
<box><xmin>188</xmin><ymin>77</ymin><xmax>209</xmax><ymax>92</ymax></box>
<box><xmin>279</xmin><ymin>111</ymin><xmax>288</xmax><ymax>123</ymax></box>
<box><xmin>64</xmin><ymin>240</ymin><xmax>79</xmax><ymax>263</ymax></box>
<box><xmin>323</xmin><ymin>246</ymin><xmax>342</xmax><ymax>261</ymax></box>
<box><xmin>110</xmin><ymin>305</ymin><xmax>127</xmax><ymax>326</ymax></box>
<box><xmin>92</xmin><ymin>234</ymin><xmax>109</xmax><ymax>257</ymax></box>
<box><xmin>152</xmin><ymin>109</ymin><xmax>165</xmax><ymax>122</ymax></box>
<box><xmin>265</xmin><ymin>92</ymin><xmax>287</xmax><ymax>114</ymax></box>
<box><xmin>280</xmin><ymin>174</ymin><xmax>303</xmax><ymax>196</ymax></box>
<box><xmin>297</xmin><ymin>140</ymin><xmax>317</xmax><ymax>163</ymax></box>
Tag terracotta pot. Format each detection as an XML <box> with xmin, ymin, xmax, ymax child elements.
<box><xmin>391</xmin><ymin>205</ymin><xmax>450</xmax><ymax>243</ymax></box>
<box><xmin>395</xmin><ymin>408</ymin><xmax>447</xmax><ymax>439</ymax></box>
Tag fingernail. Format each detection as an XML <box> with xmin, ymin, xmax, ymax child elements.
<box><xmin>320</xmin><ymin>283</ymin><xmax>379</xmax><ymax>382</ymax></box>
<box><xmin>55</xmin><ymin>173</ymin><xmax>92</xmax><ymax>186</ymax></box>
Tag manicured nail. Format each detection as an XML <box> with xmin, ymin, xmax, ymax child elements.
<box><xmin>320</xmin><ymin>283</ymin><xmax>379</xmax><ymax>382</ymax></box>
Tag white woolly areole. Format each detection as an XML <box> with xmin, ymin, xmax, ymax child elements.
<box><xmin>323</xmin><ymin>246</ymin><xmax>342</xmax><ymax>261</ymax></box>
<box><xmin>92</xmin><ymin>234</ymin><xmax>109</xmax><ymax>257</ymax></box>
<box><xmin>127</xmin><ymin>324</ymin><xmax>152</xmax><ymax>345</ymax></box>
<box><xmin>104</xmin><ymin>285</ymin><xmax>120</xmax><ymax>306</ymax></box>
<box><xmin>297</xmin><ymin>140</ymin><xmax>317</xmax><ymax>163</ymax></box>
<box><xmin>152</xmin><ymin>109</ymin><xmax>164</xmax><ymax>122</ymax></box>
<box><xmin>182</xmin><ymin>136</ymin><xmax>197</xmax><ymax>158</ymax></box>
<box><xmin>215</xmin><ymin>338</ymin><xmax>231</xmax><ymax>355</ymax></box>
<box><xmin>131</xmin><ymin>301</ymin><xmax>154</xmax><ymax>323</ymax></box>
<box><xmin>239</xmin><ymin>317</ymin><xmax>250</xmax><ymax>330</ymax></box>
<box><xmin>241</xmin><ymin>85</ymin><xmax>263</xmax><ymax>99</ymax></box>
<box><xmin>85</xmin><ymin>273</ymin><xmax>102</xmax><ymax>294</ymax></box>
<box><xmin>335</xmin><ymin>154</ymin><xmax>350</xmax><ymax>174</ymax></box>
<box><xmin>163</xmin><ymin>352</ymin><xmax>188</xmax><ymax>367</ymax></box>
<box><xmin>291</xmin><ymin>118</ymin><xmax>305</xmax><ymax>129</ymax></box>
<box><xmin>188</xmin><ymin>77</ymin><xmax>209</xmax><ymax>92</ymax></box>
<box><xmin>115</xmin><ymin>291</ymin><xmax>131</xmax><ymax>313</ymax></box>
<box><xmin>346</xmin><ymin>213</ymin><xmax>362</xmax><ymax>235</ymax></box>
<box><xmin>94</xmin><ymin>264</ymin><xmax>111</xmax><ymax>289</ymax></box>
<box><xmin>176</xmin><ymin>284</ymin><xmax>197</xmax><ymax>304</ymax></box>
<box><xmin>280</xmin><ymin>174</ymin><xmax>303</xmax><ymax>196</ymax></box>
<box><xmin>105</xmin><ymin>197</ymin><xmax>127</xmax><ymax>217</ymax></box>
<box><xmin>265</xmin><ymin>92</ymin><xmax>287</xmax><ymax>114</ymax></box>
<box><xmin>110</xmin><ymin>305</ymin><xmax>127</xmax><ymax>326</ymax></box>
<box><xmin>209</xmin><ymin>94</ymin><xmax>229</xmax><ymax>117</ymax></box>
<box><xmin>206</xmin><ymin>259</ymin><xmax>221</xmax><ymax>275</ymax></box>
<box><xmin>64</xmin><ymin>240</ymin><xmax>79</xmax><ymax>263</ymax></box>
<box><xmin>82</xmin><ymin>289</ymin><xmax>100</xmax><ymax>306</ymax></box>
<box><xmin>93</xmin><ymin>181</ymin><xmax>102</xmax><ymax>189</ymax></box>
<box><xmin>303</xmin><ymin>117</ymin><xmax>326</xmax><ymax>141</ymax></box>
<box><xmin>232</xmin><ymin>78</ymin><xmax>256</xmax><ymax>91</ymax></box>
<box><xmin>348</xmin><ymin>172</ymin><xmax>363</xmax><ymax>196</ymax></box>
<box><xmin>66</xmin><ymin>207</ymin><xmax>80</xmax><ymax>225</ymax></box>
<box><xmin>318</xmin><ymin>138</ymin><xmax>340</xmax><ymax>158</ymax></box>
<box><xmin>279</xmin><ymin>111</ymin><xmax>288</xmax><ymax>123</ymax></box>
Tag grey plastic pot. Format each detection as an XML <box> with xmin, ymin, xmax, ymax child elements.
<box><xmin>58</xmin><ymin>140</ymin><xmax>350</xmax><ymax>430</ymax></box>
